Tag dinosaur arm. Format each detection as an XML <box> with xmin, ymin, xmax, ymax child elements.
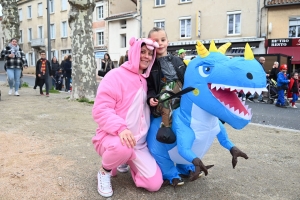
<box><xmin>174</xmin><ymin>116</ymin><xmax>197</xmax><ymax>163</ymax></box>
<box><xmin>216</xmin><ymin>121</ymin><xmax>235</xmax><ymax>150</ymax></box>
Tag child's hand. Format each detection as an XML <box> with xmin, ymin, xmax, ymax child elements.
<box><xmin>150</xmin><ymin>98</ymin><xmax>158</xmax><ymax>107</ymax></box>
<box><xmin>119</xmin><ymin>129</ymin><xmax>136</xmax><ymax>148</ymax></box>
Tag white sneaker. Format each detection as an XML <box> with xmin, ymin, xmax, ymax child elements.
<box><xmin>242</xmin><ymin>97</ymin><xmax>246</xmax><ymax>101</ymax></box>
<box><xmin>292</xmin><ymin>105</ymin><xmax>297</xmax><ymax>108</ymax></box>
<box><xmin>14</xmin><ymin>91</ymin><xmax>19</xmax><ymax>96</ymax></box>
<box><xmin>117</xmin><ymin>164</ymin><xmax>130</xmax><ymax>173</ymax></box>
<box><xmin>97</xmin><ymin>170</ymin><xmax>113</xmax><ymax>197</ymax></box>
<box><xmin>8</xmin><ymin>89</ymin><xmax>12</xmax><ymax>95</ymax></box>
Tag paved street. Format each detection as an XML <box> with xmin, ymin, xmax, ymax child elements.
<box><xmin>1</xmin><ymin>73</ymin><xmax>299</xmax><ymax>130</ymax></box>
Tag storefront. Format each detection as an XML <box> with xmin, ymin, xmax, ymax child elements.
<box><xmin>267</xmin><ymin>38</ymin><xmax>300</xmax><ymax>72</ymax></box>
<box><xmin>167</xmin><ymin>38</ymin><xmax>266</xmax><ymax>57</ymax></box>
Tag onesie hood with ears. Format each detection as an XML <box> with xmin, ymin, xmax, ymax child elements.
<box><xmin>121</xmin><ymin>37</ymin><xmax>158</xmax><ymax>78</ymax></box>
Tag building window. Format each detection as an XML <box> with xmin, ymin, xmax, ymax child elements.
<box><xmin>28</xmin><ymin>52</ymin><xmax>35</xmax><ymax>66</ymax></box>
<box><xmin>154</xmin><ymin>20</ymin><xmax>165</xmax><ymax>29</ymax></box>
<box><xmin>49</xmin><ymin>0</ymin><xmax>54</xmax><ymax>13</ymax></box>
<box><xmin>120</xmin><ymin>20</ymin><xmax>126</xmax><ymax>29</ymax></box>
<box><xmin>289</xmin><ymin>18</ymin><xmax>300</xmax><ymax>38</ymax></box>
<box><xmin>61</xmin><ymin>21</ymin><xmax>68</xmax><ymax>37</ymax></box>
<box><xmin>28</xmin><ymin>28</ymin><xmax>32</xmax><ymax>42</ymax></box>
<box><xmin>19</xmin><ymin>9</ymin><xmax>23</xmax><ymax>21</ymax></box>
<box><xmin>61</xmin><ymin>0</ymin><xmax>67</xmax><ymax>11</ymax></box>
<box><xmin>38</xmin><ymin>26</ymin><xmax>43</xmax><ymax>39</ymax></box>
<box><xmin>121</xmin><ymin>34</ymin><xmax>126</xmax><ymax>48</ymax></box>
<box><xmin>19</xmin><ymin>30</ymin><xmax>23</xmax><ymax>43</ymax></box>
<box><xmin>97</xmin><ymin>5</ymin><xmax>103</xmax><ymax>20</ymax></box>
<box><xmin>180</xmin><ymin>18</ymin><xmax>191</xmax><ymax>38</ymax></box>
<box><xmin>38</xmin><ymin>3</ymin><xmax>43</xmax><ymax>17</ymax></box>
<box><xmin>227</xmin><ymin>11</ymin><xmax>241</xmax><ymax>35</ymax></box>
<box><xmin>61</xmin><ymin>49</ymin><xmax>71</xmax><ymax>60</ymax></box>
<box><xmin>180</xmin><ymin>0</ymin><xmax>192</xmax><ymax>2</ymax></box>
<box><xmin>155</xmin><ymin>0</ymin><xmax>165</xmax><ymax>6</ymax></box>
<box><xmin>97</xmin><ymin>31</ymin><xmax>104</xmax><ymax>46</ymax></box>
<box><xmin>50</xmin><ymin>24</ymin><xmax>56</xmax><ymax>39</ymax></box>
<box><xmin>27</xmin><ymin>6</ymin><xmax>32</xmax><ymax>19</ymax></box>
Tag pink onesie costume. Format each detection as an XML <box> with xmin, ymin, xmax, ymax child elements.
<box><xmin>92</xmin><ymin>37</ymin><xmax>163</xmax><ymax>192</ymax></box>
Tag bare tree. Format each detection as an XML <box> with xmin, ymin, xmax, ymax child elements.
<box><xmin>0</xmin><ymin>0</ymin><xmax>20</xmax><ymax>46</ymax></box>
<box><xmin>68</xmin><ymin>0</ymin><xmax>97</xmax><ymax>100</ymax></box>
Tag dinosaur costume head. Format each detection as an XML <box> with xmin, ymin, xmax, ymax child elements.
<box><xmin>184</xmin><ymin>41</ymin><xmax>266</xmax><ymax>129</ymax></box>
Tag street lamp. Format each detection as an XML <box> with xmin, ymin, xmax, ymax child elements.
<box><xmin>47</xmin><ymin>0</ymin><xmax>51</xmax><ymax>61</ymax></box>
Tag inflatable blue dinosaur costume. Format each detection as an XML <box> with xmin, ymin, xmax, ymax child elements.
<box><xmin>147</xmin><ymin>41</ymin><xmax>267</xmax><ymax>185</ymax></box>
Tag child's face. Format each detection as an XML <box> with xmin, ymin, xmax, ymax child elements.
<box><xmin>149</xmin><ymin>30</ymin><xmax>168</xmax><ymax>58</ymax></box>
<box><xmin>294</xmin><ymin>73</ymin><xmax>298</xmax><ymax>79</ymax></box>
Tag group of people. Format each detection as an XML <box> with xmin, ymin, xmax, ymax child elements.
<box><xmin>33</xmin><ymin>52</ymin><xmax>72</xmax><ymax>96</ymax></box>
<box><xmin>92</xmin><ymin>27</ymin><xmax>300</xmax><ymax>198</ymax></box>
<box><xmin>2</xmin><ymin>37</ymin><xmax>73</xmax><ymax>97</ymax></box>
<box><xmin>92</xmin><ymin>27</ymin><xmax>188</xmax><ymax>197</ymax></box>
<box><xmin>238</xmin><ymin>57</ymin><xmax>299</xmax><ymax>108</ymax></box>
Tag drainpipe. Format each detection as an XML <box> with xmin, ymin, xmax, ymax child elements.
<box><xmin>256</xmin><ymin>0</ymin><xmax>260</xmax><ymax>38</ymax></box>
<box><xmin>139</xmin><ymin>0</ymin><xmax>142</xmax><ymax>38</ymax></box>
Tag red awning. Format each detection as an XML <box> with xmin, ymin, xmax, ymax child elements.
<box><xmin>268</xmin><ymin>47</ymin><xmax>300</xmax><ymax>64</ymax></box>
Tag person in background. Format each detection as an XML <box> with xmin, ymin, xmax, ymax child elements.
<box><xmin>269</xmin><ymin>61</ymin><xmax>280</xmax><ymax>81</ymax></box>
<box><xmin>101</xmin><ymin>53</ymin><xmax>114</xmax><ymax>74</ymax></box>
<box><xmin>60</xmin><ymin>55</ymin><xmax>68</xmax><ymax>90</ymax></box>
<box><xmin>92</xmin><ymin>37</ymin><xmax>162</xmax><ymax>198</ymax></box>
<box><xmin>118</xmin><ymin>50</ymin><xmax>128</xmax><ymax>66</ymax></box>
<box><xmin>51</xmin><ymin>56</ymin><xmax>60</xmax><ymax>88</ymax></box>
<box><xmin>35</xmin><ymin>50</ymin><xmax>52</xmax><ymax>97</ymax></box>
<box><xmin>275</xmin><ymin>64</ymin><xmax>290</xmax><ymax>108</ymax></box>
<box><xmin>64</xmin><ymin>55</ymin><xmax>72</xmax><ymax>92</ymax></box>
<box><xmin>287</xmin><ymin>72</ymin><xmax>299</xmax><ymax>108</ymax></box>
<box><xmin>247</xmin><ymin>57</ymin><xmax>267</xmax><ymax>103</ymax></box>
<box><xmin>4</xmin><ymin>38</ymin><xmax>28</xmax><ymax>96</ymax></box>
<box><xmin>55</xmin><ymin>68</ymin><xmax>64</xmax><ymax>91</ymax></box>
<box><xmin>178</xmin><ymin>49</ymin><xmax>187</xmax><ymax>67</ymax></box>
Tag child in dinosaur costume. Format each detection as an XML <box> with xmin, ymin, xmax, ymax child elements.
<box><xmin>147</xmin><ymin>41</ymin><xmax>267</xmax><ymax>186</ymax></box>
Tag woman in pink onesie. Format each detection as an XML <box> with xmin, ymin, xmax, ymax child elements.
<box><xmin>92</xmin><ymin>37</ymin><xmax>163</xmax><ymax>198</ymax></box>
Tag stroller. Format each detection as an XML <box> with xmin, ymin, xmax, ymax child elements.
<box><xmin>266</xmin><ymin>78</ymin><xmax>290</xmax><ymax>106</ymax></box>
<box><xmin>266</xmin><ymin>78</ymin><xmax>278</xmax><ymax>104</ymax></box>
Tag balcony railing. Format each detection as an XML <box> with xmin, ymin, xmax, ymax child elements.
<box><xmin>265</xmin><ymin>0</ymin><xmax>300</xmax><ymax>7</ymax></box>
<box><xmin>30</xmin><ymin>38</ymin><xmax>45</xmax><ymax>47</ymax></box>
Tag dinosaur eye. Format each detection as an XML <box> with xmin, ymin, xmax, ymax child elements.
<box><xmin>198</xmin><ymin>66</ymin><xmax>213</xmax><ymax>77</ymax></box>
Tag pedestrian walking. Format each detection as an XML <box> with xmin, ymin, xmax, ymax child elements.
<box><xmin>35</xmin><ymin>50</ymin><xmax>52</xmax><ymax>97</ymax></box>
<box><xmin>287</xmin><ymin>72</ymin><xmax>299</xmax><ymax>108</ymax></box>
<box><xmin>4</xmin><ymin>38</ymin><xmax>28</xmax><ymax>96</ymax></box>
<box><xmin>275</xmin><ymin>64</ymin><xmax>290</xmax><ymax>108</ymax></box>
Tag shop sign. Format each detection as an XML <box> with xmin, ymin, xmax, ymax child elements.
<box><xmin>268</xmin><ymin>38</ymin><xmax>300</xmax><ymax>47</ymax></box>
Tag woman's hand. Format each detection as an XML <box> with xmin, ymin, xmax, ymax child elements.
<box><xmin>149</xmin><ymin>98</ymin><xmax>158</xmax><ymax>107</ymax></box>
<box><xmin>119</xmin><ymin>129</ymin><xmax>136</xmax><ymax>148</ymax></box>
<box><xmin>9</xmin><ymin>54</ymin><xmax>14</xmax><ymax>58</ymax></box>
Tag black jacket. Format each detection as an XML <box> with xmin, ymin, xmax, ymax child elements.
<box><xmin>269</xmin><ymin>67</ymin><xmax>279</xmax><ymax>80</ymax></box>
<box><xmin>36</xmin><ymin>59</ymin><xmax>52</xmax><ymax>79</ymax></box>
<box><xmin>147</xmin><ymin>55</ymin><xmax>186</xmax><ymax>105</ymax></box>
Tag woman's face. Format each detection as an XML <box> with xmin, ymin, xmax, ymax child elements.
<box><xmin>11</xmin><ymin>39</ymin><xmax>18</xmax><ymax>46</ymax></box>
<box><xmin>53</xmin><ymin>57</ymin><xmax>57</xmax><ymax>62</ymax></box>
<box><xmin>104</xmin><ymin>54</ymin><xmax>109</xmax><ymax>60</ymax></box>
<box><xmin>139</xmin><ymin>45</ymin><xmax>153</xmax><ymax>73</ymax></box>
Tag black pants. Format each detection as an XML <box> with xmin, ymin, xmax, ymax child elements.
<box><xmin>39</xmin><ymin>78</ymin><xmax>49</xmax><ymax>94</ymax></box>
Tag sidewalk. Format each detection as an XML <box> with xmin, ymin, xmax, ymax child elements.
<box><xmin>0</xmin><ymin>84</ymin><xmax>299</xmax><ymax>200</ymax></box>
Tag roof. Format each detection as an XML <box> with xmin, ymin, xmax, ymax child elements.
<box><xmin>104</xmin><ymin>12</ymin><xmax>137</xmax><ymax>21</ymax></box>
<box><xmin>265</xmin><ymin>0</ymin><xmax>300</xmax><ymax>7</ymax></box>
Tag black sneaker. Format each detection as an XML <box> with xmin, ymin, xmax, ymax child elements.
<box><xmin>247</xmin><ymin>98</ymin><xmax>255</xmax><ymax>103</ymax></box>
<box><xmin>258</xmin><ymin>99</ymin><xmax>266</xmax><ymax>103</ymax></box>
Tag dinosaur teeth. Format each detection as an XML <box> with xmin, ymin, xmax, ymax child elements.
<box><xmin>210</xmin><ymin>83</ymin><xmax>267</xmax><ymax>95</ymax></box>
